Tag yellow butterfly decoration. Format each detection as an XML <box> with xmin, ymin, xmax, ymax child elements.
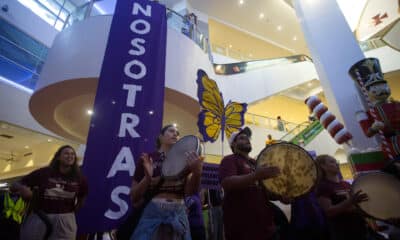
<box><xmin>196</xmin><ymin>69</ymin><xmax>247</xmax><ymax>143</ymax></box>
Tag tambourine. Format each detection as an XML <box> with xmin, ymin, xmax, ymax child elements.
<box><xmin>256</xmin><ymin>142</ymin><xmax>318</xmax><ymax>198</ymax></box>
<box><xmin>162</xmin><ymin>135</ymin><xmax>201</xmax><ymax>179</ymax></box>
<box><xmin>352</xmin><ymin>171</ymin><xmax>400</xmax><ymax>221</ymax></box>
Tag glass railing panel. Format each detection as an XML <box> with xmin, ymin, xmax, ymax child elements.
<box><xmin>0</xmin><ymin>18</ymin><xmax>48</xmax><ymax>90</ymax></box>
<box><xmin>0</xmin><ymin>37</ymin><xmax>44</xmax><ymax>74</ymax></box>
<box><xmin>0</xmin><ymin>18</ymin><xmax>48</xmax><ymax>60</ymax></box>
<box><xmin>64</xmin><ymin>2</ymin><xmax>90</xmax><ymax>28</ymax></box>
<box><xmin>281</xmin><ymin>120</ymin><xmax>323</xmax><ymax>146</ymax></box>
<box><xmin>279</xmin><ymin>121</ymin><xmax>310</xmax><ymax>142</ymax></box>
<box><xmin>359</xmin><ymin>38</ymin><xmax>386</xmax><ymax>52</ymax></box>
<box><xmin>0</xmin><ymin>56</ymin><xmax>39</xmax><ymax>89</ymax></box>
<box><xmin>245</xmin><ymin>113</ymin><xmax>300</xmax><ymax>133</ymax></box>
<box><xmin>213</xmin><ymin>54</ymin><xmax>311</xmax><ymax>75</ymax></box>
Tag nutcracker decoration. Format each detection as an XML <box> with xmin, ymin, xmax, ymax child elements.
<box><xmin>348</xmin><ymin>58</ymin><xmax>400</xmax><ymax>162</ymax></box>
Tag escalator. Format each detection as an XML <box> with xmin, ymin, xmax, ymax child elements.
<box><xmin>280</xmin><ymin>120</ymin><xmax>323</xmax><ymax>146</ymax></box>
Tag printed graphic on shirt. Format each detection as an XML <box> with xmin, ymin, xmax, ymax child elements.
<box><xmin>43</xmin><ymin>177</ymin><xmax>78</xmax><ymax>200</ymax></box>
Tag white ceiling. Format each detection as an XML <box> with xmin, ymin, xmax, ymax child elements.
<box><xmin>0</xmin><ymin>121</ymin><xmax>76</xmax><ymax>163</ymax></box>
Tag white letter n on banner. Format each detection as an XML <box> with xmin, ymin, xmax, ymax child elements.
<box><xmin>132</xmin><ymin>2</ymin><xmax>151</xmax><ymax>16</ymax></box>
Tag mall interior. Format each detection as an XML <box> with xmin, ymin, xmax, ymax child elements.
<box><xmin>0</xmin><ymin>0</ymin><xmax>399</xmax><ymax>222</ymax></box>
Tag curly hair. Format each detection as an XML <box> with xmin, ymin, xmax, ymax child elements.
<box><xmin>49</xmin><ymin>145</ymin><xmax>81</xmax><ymax>179</ymax></box>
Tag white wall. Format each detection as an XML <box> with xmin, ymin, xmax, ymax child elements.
<box><xmin>365</xmin><ymin>46</ymin><xmax>400</xmax><ymax>73</ymax></box>
<box><xmin>0</xmin><ymin>0</ymin><xmax>58</xmax><ymax>47</ymax></box>
<box><xmin>36</xmin><ymin>15</ymin><xmax>318</xmax><ymax>106</ymax></box>
<box><xmin>0</xmin><ymin>79</ymin><xmax>58</xmax><ymax>137</ymax></box>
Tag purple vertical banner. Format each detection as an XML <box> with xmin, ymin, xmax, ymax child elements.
<box><xmin>76</xmin><ymin>0</ymin><xmax>167</xmax><ymax>233</ymax></box>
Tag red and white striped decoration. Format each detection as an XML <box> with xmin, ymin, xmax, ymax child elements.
<box><xmin>305</xmin><ymin>96</ymin><xmax>353</xmax><ymax>144</ymax></box>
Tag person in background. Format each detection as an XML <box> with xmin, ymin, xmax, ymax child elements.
<box><xmin>265</xmin><ymin>134</ymin><xmax>277</xmax><ymax>146</ymax></box>
<box><xmin>0</xmin><ymin>188</ymin><xmax>26</xmax><ymax>240</ymax></box>
<box><xmin>185</xmin><ymin>192</ymin><xmax>206</xmax><ymax>240</ymax></box>
<box><xmin>219</xmin><ymin>127</ymin><xmax>281</xmax><ymax>240</ymax></box>
<box><xmin>277</xmin><ymin>116</ymin><xmax>285</xmax><ymax>132</ymax></box>
<box><xmin>315</xmin><ymin>154</ymin><xmax>369</xmax><ymax>240</ymax></box>
<box><xmin>130</xmin><ymin>124</ymin><xmax>203</xmax><ymax>240</ymax></box>
<box><xmin>12</xmin><ymin>145</ymin><xmax>88</xmax><ymax>240</ymax></box>
<box><xmin>208</xmin><ymin>188</ymin><xmax>224</xmax><ymax>240</ymax></box>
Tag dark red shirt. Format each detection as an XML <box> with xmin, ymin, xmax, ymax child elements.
<box><xmin>316</xmin><ymin>179</ymin><xmax>367</xmax><ymax>239</ymax></box>
<box><xmin>21</xmin><ymin>167</ymin><xmax>88</xmax><ymax>214</ymax></box>
<box><xmin>133</xmin><ymin>151</ymin><xmax>185</xmax><ymax>195</ymax></box>
<box><xmin>219</xmin><ymin>154</ymin><xmax>275</xmax><ymax>240</ymax></box>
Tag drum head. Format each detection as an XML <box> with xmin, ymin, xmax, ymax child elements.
<box><xmin>163</xmin><ymin>135</ymin><xmax>201</xmax><ymax>177</ymax></box>
<box><xmin>256</xmin><ymin>142</ymin><xmax>318</xmax><ymax>198</ymax></box>
<box><xmin>352</xmin><ymin>172</ymin><xmax>400</xmax><ymax>221</ymax></box>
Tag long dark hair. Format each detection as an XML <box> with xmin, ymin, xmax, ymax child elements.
<box><xmin>315</xmin><ymin>154</ymin><xmax>331</xmax><ymax>180</ymax></box>
<box><xmin>155</xmin><ymin>124</ymin><xmax>179</xmax><ymax>150</ymax></box>
<box><xmin>49</xmin><ymin>145</ymin><xmax>81</xmax><ymax>179</ymax></box>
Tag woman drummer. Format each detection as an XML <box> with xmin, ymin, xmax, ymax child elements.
<box><xmin>315</xmin><ymin>154</ymin><xmax>370</xmax><ymax>240</ymax></box>
<box><xmin>130</xmin><ymin>124</ymin><xmax>203</xmax><ymax>240</ymax></box>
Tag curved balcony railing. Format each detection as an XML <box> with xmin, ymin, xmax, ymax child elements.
<box><xmin>214</xmin><ymin>54</ymin><xmax>312</xmax><ymax>75</ymax></box>
<box><xmin>0</xmin><ymin>18</ymin><xmax>48</xmax><ymax>90</ymax></box>
<box><xmin>63</xmin><ymin>1</ymin><xmax>209</xmax><ymax>55</ymax></box>
<box><xmin>245</xmin><ymin>112</ymin><xmax>301</xmax><ymax>133</ymax></box>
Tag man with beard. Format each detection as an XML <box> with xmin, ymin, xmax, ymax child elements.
<box><xmin>219</xmin><ymin>127</ymin><xmax>281</xmax><ymax>240</ymax></box>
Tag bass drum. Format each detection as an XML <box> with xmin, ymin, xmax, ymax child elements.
<box><xmin>352</xmin><ymin>171</ymin><xmax>400</xmax><ymax>221</ymax></box>
<box><xmin>162</xmin><ymin>135</ymin><xmax>201</xmax><ymax>179</ymax></box>
<box><xmin>256</xmin><ymin>142</ymin><xmax>318</xmax><ymax>199</ymax></box>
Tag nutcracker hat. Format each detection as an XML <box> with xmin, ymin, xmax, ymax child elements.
<box><xmin>348</xmin><ymin>58</ymin><xmax>386</xmax><ymax>89</ymax></box>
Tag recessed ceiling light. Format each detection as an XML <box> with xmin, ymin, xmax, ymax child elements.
<box><xmin>239</xmin><ymin>0</ymin><xmax>244</xmax><ymax>5</ymax></box>
<box><xmin>229</xmin><ymin>44</ymin><xmax>232</xmax><ymax>48</ymax></box>
<box><xmin>24</xmin><ymin>145</ymin><xmax>29</xmax><ymax>149</ymax></box>
<box><xmin>173</xmin><ymin>123</ymin><xmax>178</xmax><ymax>127</ymax></box>
<box><xmin>47</xmin><ymin>139</ymin><xmax>52</xmax><ymax>142</ymax></box>
<box><xmin>259</xmin><ymin>13</ymin><xmax>264</xmax><ymax>19</ymax></box>
<box><xmin>249</xmin><ymin>53</ymin><xmax>253</xmax><ymax>57</ymax></box>
<box><xmin>148</xmin><ymin>110</ymin><xmax>154</xmax><ymax>115</ymax></box>
<box><xmin>87</xmin><ymin>109</ymin><xmax>94</xmax><ymax>115</ymax></box>
<box><xmin>293</xmin><ymin>36</ymin><xmax>297</xmax><ymax>41</ymax></box>
<box><xmin>277</xmin><ymin>25</ymin><xmax>282</xmax><ymax>31</ymax></box>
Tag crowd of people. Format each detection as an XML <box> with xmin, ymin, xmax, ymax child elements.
<box><xmin>1</xmin><ymin>124</ymin><xmax>399</xmax><ymax>240</ymax></box>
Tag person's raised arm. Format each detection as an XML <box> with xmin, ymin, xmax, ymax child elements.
<box><xmin>130</xmin><ymin>153</ymin><xmax>153</xmax><ymax>207</ymax></box>
<box><xmin>318</xmin><ymin>190</ymin><xmax>368</xmax><ymax>217</ymax></box>
<box><xmin>184</xmin><ymin>151</ymin><xmax>203</xmax><ymax>196</ymax></box>
<box><xmin>221</xmin><ymin>164</ymin><xmax>280</xmax><ymax>192</ymax></box>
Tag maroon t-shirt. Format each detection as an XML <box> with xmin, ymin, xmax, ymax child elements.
<box><xmin>133</xmin><ymin>151</ymin><xmax>164</xmax><ymax>183</ymax></box>
<box><xmin>21</xmin><ymin>167</ymin><xmax>88</xmax><ymax>214</ymax></box>
<box><xmin>133</xmin><ymin>151</ymin><xmax>185</xmax><ymax>195</ymax></box>
<box><xmin>316</xmin><ymin>179</ymin><xmax>367</xmax><ymax>238</ymax></box>
<box><xmin>219</xmin><ymin>154</ymin><xmax>275</xmax><ymax>240</ymax></box>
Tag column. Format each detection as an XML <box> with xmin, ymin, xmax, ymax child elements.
<box><xmin>293</xmin><ymin>0</ymin><xmax>377</xmax><ymax>150</ymax></box>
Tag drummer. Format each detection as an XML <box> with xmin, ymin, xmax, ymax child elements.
<box><xmin>315</xmin><ymin>154</ymin><xmax>370</xmax><ymax>240</ymax></box>
<box><xmin>129</xmin><ymin>124</ymin><xmax>203</xmax><ymax>240</ymax></box>
<box><xmin>219</xmin><ymin>127</ymin><xmax>282</xmax><ymax>240</ymax></box>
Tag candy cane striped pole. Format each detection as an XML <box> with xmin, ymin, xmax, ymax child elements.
<box><xmin>354</xmin><ymin>71</ymin><xmax>394</xmax><ymax>160</ymax></box>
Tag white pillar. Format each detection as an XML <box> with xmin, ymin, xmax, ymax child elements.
<box><xmin>293</xmin><ymin>0</ymin><xmax>377</xmax><ymax>150</ymax></box>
